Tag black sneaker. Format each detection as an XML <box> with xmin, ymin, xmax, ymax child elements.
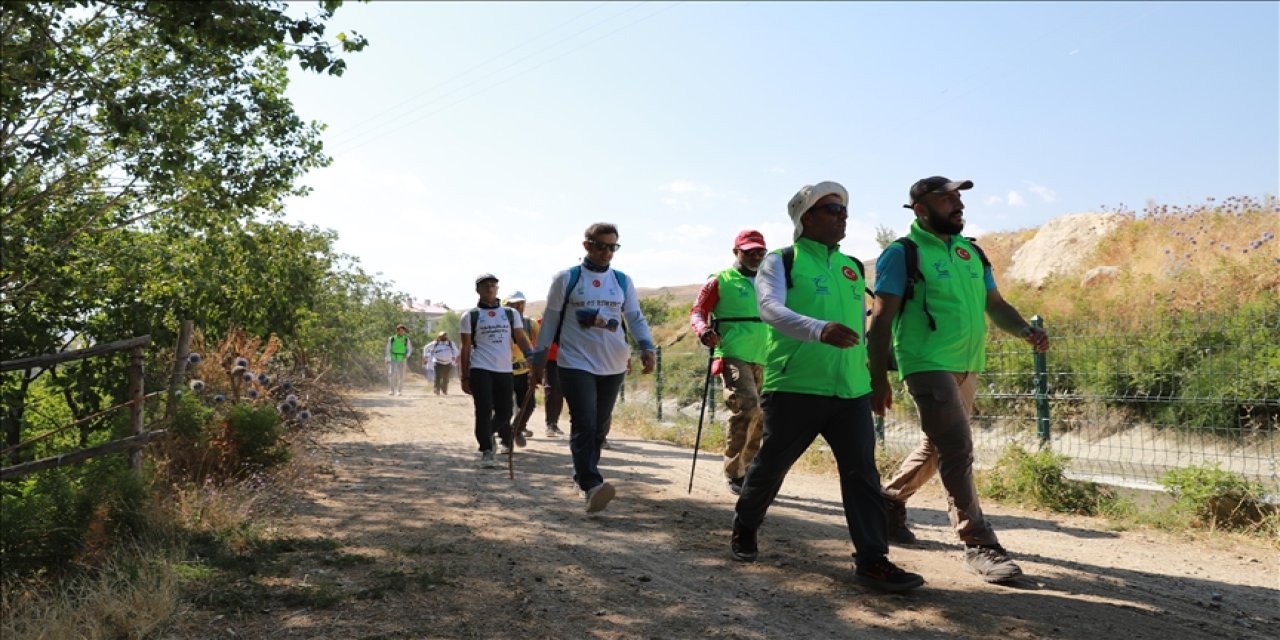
<box><xmin>854</xmin><ymin>557</ymin><xmax>924</xmax><ymax>592</ymax></box>
<box><xmin>964</xmin><ymin>545</ymin><xmax>1023</xmax><ymax>583</ymax></box>
<box><xmin>727</xmin><ymin>477</ymin><xmax>744</xmax><ymax>496</ymax></box>
<box><xmin>885</xmin><ymin>499</ymin><xmax>918</xmax><ymax>545</ymax></box>
<box><xmin>730</xmin><ymin>516</ymin><xmax>758</xmax><ymax>562</ymax></box>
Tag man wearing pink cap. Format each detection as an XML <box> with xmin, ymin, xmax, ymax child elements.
<box><xmin>690</xmin><ymin>230</ymin><xmax>770</xmax><ymax>495</ymax></box>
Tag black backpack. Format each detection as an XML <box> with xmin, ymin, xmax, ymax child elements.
<box><xmin>892</xmin><ymin>236</ymin><xmax>991</xmax><ymax>332</ymax></box>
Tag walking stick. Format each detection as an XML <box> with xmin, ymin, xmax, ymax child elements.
<box><xmin>687</xmin><ymin>345</ymin><xmax>715</xmax><ymax>494</ymax></box>
<box><xmin>509</xmin><ymin>383</ymin><xmax>538</xmax><ymax>480</ymax></box>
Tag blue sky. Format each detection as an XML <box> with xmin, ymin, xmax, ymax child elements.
<box><xmin>282</xmin><ymin>1</ymin><xmax>1279</xmax><ymax>309</ymax></box>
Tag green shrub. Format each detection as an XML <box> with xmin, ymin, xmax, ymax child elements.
<box><xmin>1159</xmin><ymin>464</ymin><xmax>1272</xmax><ymax>531</ymax></box>
<box><xmin>223</xmin><ymin>404</ymin><xmax>290</xmax><ymax>470</ymax></box>
<box><xmin>980</xmin><ymin>444</ymin><xmax>1112</xmax><ymax>515</ymax></box>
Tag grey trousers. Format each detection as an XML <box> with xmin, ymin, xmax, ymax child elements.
<box><xmin>882</xmin><ymin>371</ymin><xmax>1001</xmax><ymax>547</ymax></box>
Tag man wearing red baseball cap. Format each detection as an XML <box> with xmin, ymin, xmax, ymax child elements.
<box><xmin>690</xmin><ymin>229</ymin><xmax>770</xmax><ymax>495</ymax></box>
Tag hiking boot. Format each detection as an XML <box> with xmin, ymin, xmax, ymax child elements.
<box><xmin>727</xmin><ymin>476</ymin><xmax>744</xmax><ymax>496</ymax></box>
<box><xmin>854</xmin><ymin>557</ymin><xmax>925</xmax><ymax>592</ymax></box>
<box><xmin>965</xmin><ymin>545</ymin><xmax>1023</xmax><ymax>583</ymax></box>
<box><xmin>545</xmin><ymin>425</ymin><xmax>564</xmax><ymax>438</ymax></box>
<box><xmin>522</xmin><ymin>428</ymin><xmax>534</xmax><ymax>438</ymax></box>
<box><xmin>885</xmin><ymin>499</ymin><xmax>918</xmax><ymax>545</ymax></box>
<box><xmin>514</xmin><ymin>430</ymin><xmax>526</xmax><ymax>448</ymax></box>
<box><xmin>585</xmin><ymin>482</ymin><xmax>616</xmax><ymax>513</ymax></box>
<box><xmin>730</xmin><ymin>516</ymin><xmax>758</xmax><ymax>562</ymax></box>
<box><xmin>478</xmin><ymin>451</ymin><xmax>496</xmax><ymax>469</ymax></box>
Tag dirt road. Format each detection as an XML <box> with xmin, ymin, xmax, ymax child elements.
<box><xmin>214</xmin><ymin>389</ymin><xmax>1278</xmax><ymax>639</ymax></box>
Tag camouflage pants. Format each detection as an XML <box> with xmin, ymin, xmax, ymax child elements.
<box><xmin>720</xmin><ymin>358</ymin><xmax>764</xmax><ymax>480</ymax></box>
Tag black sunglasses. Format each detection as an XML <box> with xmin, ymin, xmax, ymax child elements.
<box><xmin>807</xmin><ymin>202</ymin><xmax>848</xmax><ymax>217</ymax></box>
<box><xmin>587</xmin><ymin>239</ymin><xmax>621</xmax><ymax>252</ymax></box>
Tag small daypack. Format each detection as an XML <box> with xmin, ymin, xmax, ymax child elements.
<box><xmin>892</xmin><ymin>236</ymin><xmax>991</xmax><ymax>332</ymax></box>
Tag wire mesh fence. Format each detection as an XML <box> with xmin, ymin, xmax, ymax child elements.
<box><xmin>626</xmin><ymin>306</ymin><xmax>1279</xmax><ymax>493</ymax></box>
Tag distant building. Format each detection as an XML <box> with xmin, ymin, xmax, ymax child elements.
<box><xmin>405</xmin><ymin>298</ymin><xmax>452</xmax><ymax>334</ymax></box>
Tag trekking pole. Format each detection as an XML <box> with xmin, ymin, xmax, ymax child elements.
<box><xmin>687</xmin><ymin>345</ymin><xmax>715</xmax><ymax>494</ymax></box>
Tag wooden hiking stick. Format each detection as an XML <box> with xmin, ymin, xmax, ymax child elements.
<box><xmin>509</xmin><ymin>384</ymin><xmax>538</xmax><ymax>480</ymax></box>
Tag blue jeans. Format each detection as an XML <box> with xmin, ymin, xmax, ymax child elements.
<box><xmin>735</xmin><ymin>392</ymin><xmax>888</xmax><ymax>569</ymax></box>
<box><xmin>558</xmin><ymin>367</ymin><xmax>625</xmax><ymax>491</ymax></box>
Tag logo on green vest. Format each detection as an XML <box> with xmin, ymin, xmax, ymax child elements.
<box><xmin>811</xmin><ymin>274</ymin><xmax>830</xmax><ymax>295</ymax></box>
<box><xmin>933</xmin><ymin>259</ymin><xmax>951</xmax><ymax>279</ymax></box>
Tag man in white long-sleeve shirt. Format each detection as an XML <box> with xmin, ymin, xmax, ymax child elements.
<box><xmin>424</xmin><ymin>332</ymin><xmax>458</xmax><ymax>395</ymax></box>
<box><xmin>531</xmin><ymin>223</ymin><xmax>657</xmax><ymax>513</ymax></box>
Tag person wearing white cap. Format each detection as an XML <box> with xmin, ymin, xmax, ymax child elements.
<box><xmin>504</xmin><ymin>290</ymin><xmax>539</xmax><ymax>438</ymax></box>
<box><xmin>868</xmin><ymin>176</ymin><xmax>1048</xmax><ymax>583</ymax></box>
<box><xmin>730</xmin><ymin>182</ymin><xmax>924</xmax><ymax>592</ymax></box>
<box><xmin>461</xmin><ymin>273</ymin><xmax>539</xmax><ymax>469</ymax></box>
<box><xmin>424</xmin><ymin>332</ymin><xmax>458</xmax><ymax>395</ymax></box>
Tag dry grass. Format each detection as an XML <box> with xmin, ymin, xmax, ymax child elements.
<box><xmin>0</xmin><ymin>546</ymin><xmax>180</xmax><ymax>640</ymax></box>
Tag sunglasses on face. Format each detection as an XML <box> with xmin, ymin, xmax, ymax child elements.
<box><xmin>587</xmin><ymin>239</ymin><xmax>621</xmax><ymax>252</ymax></box>
<box><xmin>807</xmin><ymin>202</ymin><xmax>848</xmax><ymax>217</ymax></box>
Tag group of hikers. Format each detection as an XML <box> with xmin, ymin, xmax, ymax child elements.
<box><xmin>397</xmin><ymin>176</ymin><xmax>1051</xmax><ymax>593</ymax></box>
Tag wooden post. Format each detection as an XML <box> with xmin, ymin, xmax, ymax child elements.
<box><xmin>164</xmin><ymin>320</ymin><xmax>194</xmax><ymax>423</ymax></box>
<box><xmin>128</xmin><ymin>346</ymin><xmax>145</xmax><ymax>471</ymax></box>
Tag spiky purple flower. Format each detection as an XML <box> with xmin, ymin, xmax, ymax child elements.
<box><xmin>257</xmin><ymin>372</ymin><xmax>269</xmax><ymax>384</ymax></box>
<box><xmin>235</xmin><ymin>357</ymin><xmax>249</xmax><ymax>368</ymax></box>
<box><xmin>243</xmin><ymin>372</ymin><xmax>255</xmax><ymax>383</ymax></box>
<box><xmin>189</xmin><ymin>379</ymin><xmax>205</xmax><ymax>392</ymax></box>
<box><xmin>213</xmin><ymin>394</ymin><xmax>226</xmax><ymax>404</ymax></box>
<box><xmin>246</xmin><ymin>389</ymin><xmax>259</xmax><ymax>399</ymax></box>
<box><xmin>297</xmin><ymin>410</ymin><xmax>311</xmax><ymax>421</ymax></box>
<box><xmin>187</xmin><ymin>352</ymin><xmax>203</xmax><ymax>365</ymax></box>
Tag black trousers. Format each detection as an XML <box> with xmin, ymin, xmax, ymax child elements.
<box><xmin>734</xmin><ymin>391</ymin><xmax>889</xmax><ymax>569</ymax></box>
<box><xmin>470</xmin><ymin>368</ymin><xmax>514</xmax><ymax>452</ymax></box>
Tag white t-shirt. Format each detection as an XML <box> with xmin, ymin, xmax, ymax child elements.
<box><xmin>460</xmin><ymin>306</ymin><xmax>517</xmax><ymax>373</ymax></box>
<box><xmin>544</xmin><ymin>267</ymin><xmax>648</xmax><ymax>376</ymax></box>
<box><xmin>424</xmin><ymin>341</ymin><xmax>457</xmax><ymax>366</ymax></box>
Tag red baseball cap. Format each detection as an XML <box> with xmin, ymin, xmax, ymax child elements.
<box><xmin>734</xmin><ymin>229</ymin><xmax>767</xmax><ymax>251</ymax></box>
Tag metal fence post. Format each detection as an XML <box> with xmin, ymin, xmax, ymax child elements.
<box><xmin>1032</xmin><ymin>315</ymin><xmax>1051</xmax><ymax>446</ymax></box>
<box><xmin>655</xmin><ymin>346</ymin><xmax>663</xmax><ymax>421</ymax></box>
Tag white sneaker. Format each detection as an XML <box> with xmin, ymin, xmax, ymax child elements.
<box><xmin>585</xmin><ymin>482</ymin><xmax>616</xmax><ymax>513</ymax></box>
<box><xmin>479</xmin><ymin>451</ymin><xmax>496</xmax><ymax>468</ymax></box>
<box><xmin>498</xmin><ymin>443</ymin><xmax>512</xmax><ymax>455</ymax></box>
<box><xmin>514</xmin><ymin>430</ymin><xmax>526</xmax><ymax>448</ymax></box>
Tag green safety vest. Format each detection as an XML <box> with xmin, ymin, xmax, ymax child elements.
<box><xmin>389</xmin><ymin>335</ymin><xmax>409</xmax><ymax>361</ymax></box>
<box><xmin>762</xmin><ymin>237</ymin><xmax>871</xmax><ymax>398</ymax></box>
<box><xmin>893</xmin><ymin>221</ymin><xmax>988</xmax><ymax>377</ymax></box>
<box><xmin>712</xmin><ymin>267</ymin><xmax>767</xmax><ymax>364</ymax></box>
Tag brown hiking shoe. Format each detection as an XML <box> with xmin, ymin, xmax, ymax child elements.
<box><xmin>854</xmin><ymin>557</ymin><xmax>925</xmax><ymax>592</ymax></box>
<box><xmin>885</xmin><ymin>498</ymin><xmax>918</xmax><ymax>545</ymax></box>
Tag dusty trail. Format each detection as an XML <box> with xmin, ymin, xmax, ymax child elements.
<box><xmin>192</xmin><ymin>388</ymin><xmax>1278</xmax><ymax>639</ymax></box>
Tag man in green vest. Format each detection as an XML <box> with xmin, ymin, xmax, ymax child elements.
<box><xmin>867</xmin><ymin>176</ymin><xmax>1050</xmax><ymax>583</ymax></box>
<box><xmin>730</xmin><ymin>181</ymin><xmax>924</xmax><ymax>593</ymax></box>
<box><xmin>690</xmin><ymin>229</ymin><xmax>769</xmax><ymax>495</ymax></box>
<box><xmin>385</xmin><ymin>324</ymin><xmax>414</xmax><ymax>396</ymax></box>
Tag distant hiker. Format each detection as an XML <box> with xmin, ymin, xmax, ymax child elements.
<box><xmin>869</xmin><ymin>176</ymin><xmax>1049</xmax><ymax>583</ymax></box>
<box><xmin>531</xmin><ymin>223</ymin><xmax>656</xmax><ymax>513</ymax></box>
<box><xmin>505</xmin><ymin>291</ymin><xmax>539</xmax><ymax>438</ymax></box>
<box><xmin>424</xmin><ymin>332</ymin><xmax>458</xmax><ymax>395</ymax></box>
<box><xmin>731</xmin><ymin>181</ymin><xmax>924</xmax><ymax>593</ymax></box>
<box><xmin>689</xmin><ymin>229</ymin><xmax>770</xmax><ymax>495</ymax></box>
<box><xmin>461</xmin><ymin>274</ymin><xmax>539</xmax><ymax>469</ymax></box>
<box><xmin>538</xmin><ymin>320</ymin><xmax>567</xmax><ymax>437</ymax></box>
<box><xmin>385</xmin><ymin>324</ymin><xmax>413</xmax><ymax>396</ymax></box>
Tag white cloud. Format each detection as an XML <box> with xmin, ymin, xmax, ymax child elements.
<box><xmin>1007</xmin><ymin>191</ymin><xmax>1026</xmax><ymax>206</ymax></box>
<box><xmin>1027</xmin><ymin>182</ymin><xmax>1057</xmax><ymax>203</ymax></box>
<box><xmin>985</xmin><ymin>195</ymin><xmax>1004</xmax><ymax>205</ymax></box>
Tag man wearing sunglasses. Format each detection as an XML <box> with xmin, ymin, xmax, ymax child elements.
<box><xmin>730</xmin><ymin>182</ymin><xmax>925</xmax><ymax>592</ymax></box>
<box><xmin>689</xmin><ymin>229</ymin><xmax>770</xmax><ymax>496</ymax></box>
<box><xmin>531</xmin><ymin>223</ymin><xmax>657</xmax><ymax>513</ymax></box>
<box><xmin>868</xmin><ymin>176</ymin><xmax>1048</xmax><ymax>583</ymax></box>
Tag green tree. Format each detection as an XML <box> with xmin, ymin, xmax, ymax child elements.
<box><xmin>875</xmin><ymin>225</ymin><xmax>898</xmax><ymax>250</ymax></box>
<box><xmin>1</xmin><ymin>1</ymin><xmax>367</xmax><ymax>450</ymax></box>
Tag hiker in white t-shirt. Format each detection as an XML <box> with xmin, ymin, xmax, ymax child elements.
<box><xmin>424</xmin><ymin>332</ymin><xmax>458</xmax><ymax>395</ymax></box>
<box><xmin>461</xmin><ymin>273</ymin><xmax>539</xmax><ymax>469</ymax></box>
<box><xmin>530</xmin><ymin>223</ymin><xmax>656</xmax><ymax>513</ymax></box>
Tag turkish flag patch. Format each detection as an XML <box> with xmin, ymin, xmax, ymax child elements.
<box><xmin>592</xmin><ymin>279</ymin><xmax>602</xmax><ymax>287</ymax></box>
<box><xmin>956</xmin><ymin>247</ymin><xmax>972</xmax><ymax>261</ymax></box>
<box><xmin>841</xmin><ymin>266</ymin><xmax>859</xmax><ymax>281</ymax></box>
<box><xmin>487</xmin><ymin>310</ymin><xmax>497</xmax><ymax>317</ymax></box>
